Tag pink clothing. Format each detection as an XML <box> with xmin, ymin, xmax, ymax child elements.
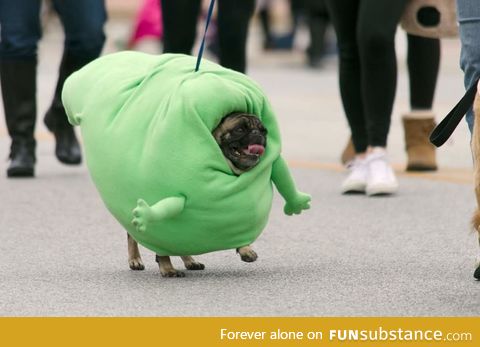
<box><xmin>128</xmin><ymin>0</ymin><xmax>163</xmax><ymax>48</ymax></box>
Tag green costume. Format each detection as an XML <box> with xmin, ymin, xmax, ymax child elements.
<box><xmin>62</xmin><ymin>52</ymin><xmax>310</xmax><ymax>256</ymax></box>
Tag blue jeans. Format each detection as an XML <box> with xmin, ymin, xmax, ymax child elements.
<box><xmin>0</xmin><ymin>0</ymin><xmax>106</xmax><ymax>60</ymax></box>
<box><xmin>457</xmin><ymin>0</ymin><xmax>480</xmax><ymax>132</ymax></box>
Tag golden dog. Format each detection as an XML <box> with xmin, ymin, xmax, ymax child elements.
<box><xmin>470</xmin><ymin>93</ymin><xmax>480</xmax><ymax>279</ymax></box>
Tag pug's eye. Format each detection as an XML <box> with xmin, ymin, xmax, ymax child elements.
<box><xmin>234</xmin><ymin>127</ymin><xmax>245</xmax><ymax>134</ymax></box>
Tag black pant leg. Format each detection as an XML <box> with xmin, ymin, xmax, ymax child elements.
<box><xmin>217</xmin><ymin>0</ymin><xmax>255</xmax><ymax>73</ymax></box>
<box><xmin>306</xmin><ymin>0</ymin><xmax>329</xmax><ymax>62</ymax></box>
<box><xmin>325</xmin><ymin>0</ymin><xmax>368</xmax><ymax>153</ymax></box>
<box><xmin>407</xmin><ymin>34</ymin><xmax>440</xmax><ymax>110</ymax></box>
<box><xmin>160</xmin><ymin>0</ymin><xmax>201</xmax><ymax>54</ymax></box>
<box><xmin>357</xmin><ymin>0</ymin><xmax>408</xmax><ymax>148</ymax></box>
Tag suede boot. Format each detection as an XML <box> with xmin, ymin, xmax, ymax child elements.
<box><xmin>44</xmin><ymin>52</ymin><xmax>91</xmax><ymax>165</ymax></box>
<box><xmin>403</xmin><ymin>115</ymin><xmax>438</xmax><ymax>171</ymax></box>
<box><xmin>0</xmin><ymin>60</ymin><xmax>37</xmax><ymax>177</ymax></box>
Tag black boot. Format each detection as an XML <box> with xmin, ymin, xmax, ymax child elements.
<box><xmin>7</xmin><ymin>140</ymin><xmax>36</xmax><ymax>177</ymax></box>
<box><xmin>44</xmin><ymin>52</ymin><xmax>93</xmax><ymax>165</ymax></box>
<box><xmin>44</xmin><ymin>98</ymin><xmax>82</xmax><ymax>165</ymax></box>
<box><xmin>0</xmin><ymin>60</ymin><xmax>37</xmax><ymax>178</ymax></box>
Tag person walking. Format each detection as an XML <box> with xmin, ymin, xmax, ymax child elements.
<box><xmin>324</xmin><ymin>0</ymin><xmax>408</xmax><ymax>196</ymax></box>
<box><xmin>160</xmin><ymin>0</ymin><xmax>255</xmax><ymax>73</ymax></box>
<box><xmin>340</xmin><ymin>33</ymin><xmax>441</xmax><ymax>172</ymax></box>
<box><xmin>0</xmin><ymin>0</ymin><xmax>106</xmax><ymax>177</ymax></box>
<box><xmin>457</xmin><ymin>0</ymin><xmax>480</xmax><ymax>133</ymax></box>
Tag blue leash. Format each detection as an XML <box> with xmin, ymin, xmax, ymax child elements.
<box><xmin>195</xmin><ymin>0</ymin><xmax>216</xmax><ymax>72</ymax></box>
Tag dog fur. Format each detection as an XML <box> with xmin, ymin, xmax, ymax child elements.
<box><xmin>470</xmin><ymin>94</ymin><xmax>480</xmax><ymax>279</ymax></box>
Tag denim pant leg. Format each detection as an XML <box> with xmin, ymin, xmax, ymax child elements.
<box><xmin>457</xmin><ymin>0</ymin><xmax>480</xmax><ymax>132</ymax></box>
<box><xmin>53</xmin><ymin>0</ymin><xmax>107</xmax><ymax>59</ymax></box>
<box><xmin>0</xmin><ymin>0</ymin><xmax>41</xmax><ymax>60</ymax></box>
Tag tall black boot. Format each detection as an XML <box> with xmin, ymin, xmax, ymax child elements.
<box><xmin>44</xmin><ymin>52</ymin><xmax>93</xmax><ymax>165</ymax></box>
<box><xmin>0</xmin><ymin>60</ymin><xmax>37</xmax><ymax>178</ymax></box>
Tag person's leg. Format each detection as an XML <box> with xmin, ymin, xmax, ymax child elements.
<box><xmin>54</xmin><ymin>0</ymin><xmax>106</xmax><ymax>59</ymax></box>
<box><xmin>305</xmin><ymin>0</ymin><xmax>329</xmax><ymax>67</ymax></box>
<box><xmin>408</xmin><ymin>35</ymin><xmax>440</xmax><ymax>110</ymax></box>
<box><xmin>325</xmin><ymin>0</ymin><xmax>367</xmax><ymax>154</ymax></box>
<box><xmin>457</xmin><ymin>0</ymin><xmax>480</xmax><ymax>279</ymax></box>
<box><xmin>357</xmin><ymin>0</ymin><xmax>408</xmax><ymax>149</ymax></box>
<box><xmin>273</xmin><ymin>0</ymin><xmax>303</xmax><ymax>50</ymax></box>
<box><xmin>356</xmin><ymin>0</ymin><xmax>407</xmax><ymax>195</ymax></box>
<box><xmin>160</xmin><ymin>0</ymin><xmax>201</xmax><ymax>54</ymax></box>
<box><xmin>258</xmin><ymin>0</ymin><xmax>274</xmax><ymax>49</ymax></box>
<box><xmin>48</xmin><ymin>0</ymin><xmax>106</xmax><ymax>165</ymax></box>
<box><xmin>325</xmin><ymin>0</ymin><xmax>372</xmax><ymax>194</ymax></box>
<box><xmin>403</xmin><ymin>34</ymin><xmax>440</xmax><ymax>171</ymax></box>
<box><xmin>457</xmin><ymin>0</ymin><xmax>480</xmax><ymax>132</ymax></box>
<box><xmin>217</xmin><ymin>0</ymin><xmax>255</xmax><ymax>73</ymax></box>
<box><xmin>0</xmin><ymin>0</ymin><xmax>41</xmax><ymax>177</ymax></box>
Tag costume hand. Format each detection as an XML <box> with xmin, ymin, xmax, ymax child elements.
<box><xmin>284</xmin><ymin>192</ymin><xmax>311</xmax><ymax>216</ymax></box>
<box><xmin>131</xmin><ymin>199</ymin><xmax>152</xmax><ymax>233</ymax></box>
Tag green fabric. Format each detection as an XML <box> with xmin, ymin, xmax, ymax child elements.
<box><xmin>62</xmin><ymin>52</ymin><xmax>309</xmax><ymax>256</ymax></box>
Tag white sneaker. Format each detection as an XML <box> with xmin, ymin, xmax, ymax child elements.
<box><xmin>341</xmin><ymin>157</ymin><xmax>368</xmax><ymax>194</ymax></box>
<box><xmin>365</xmin><ymin>148</ymin><xmax>398</xmax><ymax>196</ymax></box>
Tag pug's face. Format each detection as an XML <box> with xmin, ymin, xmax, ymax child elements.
<box><xmin>213</xmin><ymin>113</ymin><xmax>267</xmax><ymax>175</ymax></box>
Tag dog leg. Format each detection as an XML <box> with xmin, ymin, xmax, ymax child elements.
<box><xmin>237</xmin><ymin>245</ymin><xmax>258</xmax><ymax>263</ymax></box>
<box><xmin>155</xmin><ymin>255</ymin><xmax>185</xmax><ymax>277</ymax></box>
<box><xmin>181</xmin><ymin>256</ymin><xmax>205</xmax><ymax>270</ymax></box>
<box><xmin>127</xmin><ymin>234</ymin><xmax>144</xmax><ymax>270</ymax></box>
<box><xmin>472</xmin><ymin>93</ymin><xmax>480</xmax><ymax>280</ymax></box>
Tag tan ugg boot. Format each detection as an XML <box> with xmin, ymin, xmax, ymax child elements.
<box><xmin>403</xmin><ymin>115</ymin><xmax>437</xmax><ymax>171</ymax></box>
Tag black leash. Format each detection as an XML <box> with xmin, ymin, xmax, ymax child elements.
<box><xmin>430</xmin><ymin>79</ymin><xmax>479</xmax><ymax>147</ymax></box>
<box><xmin>195</xmin><ymin>0</ymin><xmax>216</xmax><ymax>72</ymax></box>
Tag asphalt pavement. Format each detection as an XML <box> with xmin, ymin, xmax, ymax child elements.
<box><xmin>0</xmin><ymin>17</ymin><xmax>478</xmax><ymax>316</ymax></box>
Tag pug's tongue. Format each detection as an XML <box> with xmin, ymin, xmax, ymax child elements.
<box><xmin>244</xmin><ymin>144</ymin><xmax>265</xmax><ymax>156</ymax></box>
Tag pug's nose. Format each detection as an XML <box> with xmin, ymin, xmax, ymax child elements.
<box><xmin>252</xmin><ymin>129</ymin><xmax>260</xmax><ymax>135</ymax></box>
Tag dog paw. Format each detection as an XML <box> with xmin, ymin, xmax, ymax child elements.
<box><xmin>284</xmin><ymin>192</ymin><xmax>311</xmax><ymax>216</ymax></box>
<box><xmin>131</xmin><ymin>199</ymin><xmax>151</xmax><ymax>233</ymax></box>
<box><xmin>129</xmin><ymin>257</ymin><xmax>145</xmax><ymax>271</ymax></box>
<box><xmin>160</xmin><ymin>269</ymin><xmax>186</xmax><ymax>278</ymax></box>
<box><xmin>237</xmin><ymin>247</ymin><xmax>258</xmax><ymax>263</ymax></box>
<box><xmin>185</xmin><ymin>262</ymin><xmax>205</xmax><ymax>270</ymax></box>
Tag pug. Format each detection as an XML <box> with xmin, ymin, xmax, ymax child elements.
<box><xmin>213</xmin><ymin>112</ymin><xmax>268</xmax><ymax>175</ymax></box>
<box><xmin>213</xmin><ymin>112</ymin><xmax>268</xmax><ymax>263</ymax></box>
<box><xmin>127</xmin><ymin>112</ymin><xmax>268</xmax><ymax>277</ymax></box>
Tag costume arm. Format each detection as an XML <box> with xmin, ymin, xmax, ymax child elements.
<box><xmin>271</xmin><ymin>156</ymin><xmax>311</xmax><ymax>215</ymax></box>
<box><xmin>131</xmin><ymin>196</ymin><xmax>185</xmax><ymax>232</ymax></box>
